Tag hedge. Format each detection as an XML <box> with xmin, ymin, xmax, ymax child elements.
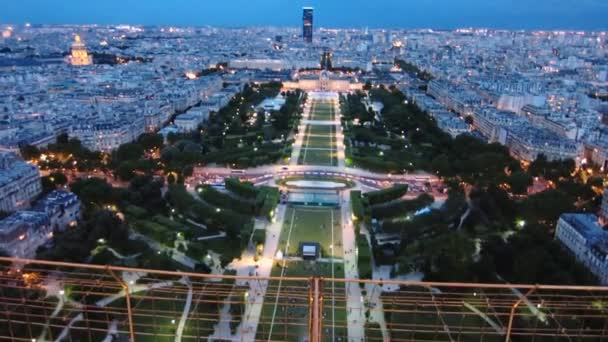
<box><xmin>167</xmin><ymin>185</ymin><xmax>251</xmax><ymax>236</ymax></box>
<box><xmin>357</xmin><ymin>235</ymin><xmax>373</xmax><ymax>279</ymax></box>
<box><xmin>225</xmin><ymin>177</ymin><xmax>259</xmax><ymax>199</ymax></box>
<box><xmin>259</xmin><ymin>186</ymin><xmax>280</xmax><ymax>220</ymax></box>
<box><xmin>133</xmin><ymin>220</ymin><xmax>175</xmax><ymax>244</ymax></box>
<box><xmin>350</xmin><ymin>190</ymin><xmax>365</xmax><ymax>221</ymax></box>
<box><xmin>124</xmin><ymin>205</ymin><xmax>147</xmax><ymax>219</ymax></box>
<box><xmin>199</xmin><ymin>185</ymin><xmax>256</xmax><ymax>215</ymax></box>
<box><xmin>363</xmin><ymin>184</ymin><xmax>408</xmax><ymax>206</ymax></box>
<box><xmin>370</xmin><ymin>193</ymin><xmax>434</xmax><ymax>219</ymax></box>
<box><xmin>381</xmin><ymin>209</ymin><xmax>444</xmax><ymax>239</ymax></box>
<box><xmin>252</xmin><ymin>229</ymin><xmax>266</xmax><ymax>245</ymax></box>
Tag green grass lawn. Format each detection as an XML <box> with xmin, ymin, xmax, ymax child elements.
<box><xmin>310</xmin><ymin>101</ymin><xmax>336</xmax><ymax>121</ymax></box>
<box><xmin>278</xmin><ymin>207</ymin><xmax>343</xmax><ymax>259</ymax></box>
<box><xmin>307</xmin><ymin>124</ymin><xmax>334</xmax><ymax>136</ymax></box>
<box><xmin>305</xmin><ymin>135</ymin><xmax>337</xmax><ymax>149</ymax></box>
<box><xmin>299</xmin><ymin>148</ymin><xmax>337</xmax><ymax>166</ymax></box>
<box><xmin>299</xmin><ymin>124</ymin><xmax>338</xmax><ymax>166</ymax></box>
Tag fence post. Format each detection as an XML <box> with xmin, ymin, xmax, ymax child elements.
<box><xmin>106</xmin><ymin>266</ymin><xmax>136</xmax><ymax>342</ymax></box>
<box><xmin>504</xmin><ymin>287</ymin><xmax>536</xmax><ymax>342</ymax></box>
<box><xmin>308</xmin><ymin>277</ymin><xmax>323</xmax><ymax>342</ymax></box>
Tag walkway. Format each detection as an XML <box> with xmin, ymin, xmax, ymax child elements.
<box><xmin>340</xmin><ymin>191</ymin><xmax>366</xmax><ymax>341</ymax></box>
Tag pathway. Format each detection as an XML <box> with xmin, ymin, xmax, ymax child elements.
<box><xmin>340</xmin><ymin>191</ymin><xmax>366</xmax><ymax>341</ymax></box>
<box><xmin>235</xmin><ymin>204</ymin><xmax>288</xmax><ymax>341</ymax></box>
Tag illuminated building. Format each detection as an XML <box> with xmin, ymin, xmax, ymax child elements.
<box><xmin>69</xmin><ymin>35</ymin><xmax>93</xmax><ymax>66</ymax></box>
<box><xmin>302</xmin><ymin>7</ymin><xmax>314</xmax><ymax>43</ymax></box>
<box><xmin>320</xmin><ymin>48</ymin><xmax>333</xmax><ymax>70</ymax></box>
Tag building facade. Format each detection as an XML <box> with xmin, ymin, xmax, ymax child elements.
<box><xmin>0</xmin><ymin>153</ymin><xmax>42</xmax><ymax>212</ymax></box>
<box><xmin>0</xmin><ymin>211</ymin><xmax>51</xmax><ymax>258</ymax></box>
<box><xmin>555</xmin><ymin>213</ymin><xmax>608</xmax><ymax>285</ymax></box>
<box><xmin>32</xmin><ymin>190</ymin><xmax>80</xmax><ymax>232</ymax></box>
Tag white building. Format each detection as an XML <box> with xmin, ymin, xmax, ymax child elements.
<box><xmin>555</xmin><ymin>213</ymin><xmax>608</xmax><ymax>285</ymax></box>
<box><xmin>0</xmin><ymin>153</ymin><xmax>41</xmax><ymax>212</ymax></box>
<box><xmin>0</xmin><ymin>211</ymin><xmax>51</xmax><ymax>258</ymax></box>
<box><xmin>174</xmin><ymin>108</ymin><xmax>210</xmax><ymax>132</ymax></box>
<box><xmin>33</xmin><ymin>190</ymin><xmax>80</xmax><ymax>232</ymax></box>
<box><xmin>71</xmin><ymin>116</ymin><xmax>145</xmax><ymax>151</ymax></box>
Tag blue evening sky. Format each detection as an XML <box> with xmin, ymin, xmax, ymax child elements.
<box><xmin>2</xmin><ymin>0</ymin><xmax>608</xmax><ymax>30</ymax></box>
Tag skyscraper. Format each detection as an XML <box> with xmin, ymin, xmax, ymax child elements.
<box><xmin>302</xmin><ymin>7</ymin><xmax>313</xmax><ymax>43</ymax></box>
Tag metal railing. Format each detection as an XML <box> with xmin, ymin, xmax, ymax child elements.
<box><xmin>1</xmin><ymin>257</ymin><xmax>607</xmax><ymax>341</ymax></box>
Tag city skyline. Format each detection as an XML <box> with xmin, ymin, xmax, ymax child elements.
<box><xmin>1</xmin><ymin>1</ymin><xmax>608</xmax><ymax>340</ymax></box>
<box><xmin>2</xmin><ymin>0</ymin><xmax>608</xmax><ymax>30</ymax></box>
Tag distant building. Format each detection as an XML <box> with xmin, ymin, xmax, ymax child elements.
<box><xmin>0</xmin><ymin>211</ymin><xmax>51</xmax><ymax>258</ymax></box>
<box><xmin>0</xmin><ymin>153</ymin><xmax>41</xmax><ymax>212</ymax></box>
<box><xmin>68</xmin><ymin>35</ymin><xmax>93</xmax><ymax>66</ymax></box>
<box><xmin>555</xmin><ymin>213</ymin><xmax>608</xmax><ymax>285</ymax></box>
<box><xmin>174</xmin><ymin>108</ymin><xmax>210</xmax><ymax>132</ymax></box>
<box><xmin>0</xmin><ymin>190</ymin><xmax>80</xmax><ymax>258</ymax></box>
<box><xmin>302</xmin><ymin>7</ymin><xmax>314</xmax><ymax>43</ymax></box>
<box><xmin>283</xmin><ymin>71</ymin><xmax>362</xmax><ymax>92</ymax></box>
<box><xmin>321</xmin><ymin>49</ymin><xmax>333</xmax><ymax>70</ymax></box>
<box><xmin>600</xmin><ymin>189</ymin><xmax>608</xmax><ymax>223</ymax></box>
<box><xmin>71</xmin><ymin>116</ymin><xmax>145</xmax><ymax>152</ymax></box>
<box><xmin>32</xmin><ymin>190</ymin><xmax>80</xmax><ymax>232</ymax></box>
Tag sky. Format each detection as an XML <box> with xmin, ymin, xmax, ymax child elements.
<box><xmin>2</xmin><ymin>0</ymin><xmax>608</xmax><ymax>30</ymax></box>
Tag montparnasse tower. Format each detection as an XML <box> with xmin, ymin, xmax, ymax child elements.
<box><xmin>69</xmin><ymin>35</ymin><xmax>93</xmax><ymax>66</ymax></box>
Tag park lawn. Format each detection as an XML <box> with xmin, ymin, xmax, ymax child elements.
<box><xmin>311</xmin><ymin>109</ymin><xmax>334</xmax><ymax>121</ymax></box>
<box><xmin>307</xmin><ymin>124</ymin><xmax>334</xmax><ymax>137</ymax></box>
<box><xmin>304</xmin><ymin>135</ymin><xmax>337</xmax><ymax>149</ymax></box>
<box><xmin>299</xmin><ymin>148</ymin><xmax>337</xmax><ymax>166</ymax></box>
<box><xmin>257</xmin><ymin>260</ymin><xmax>346</xmax><ymax>342</ymax></box>
<box><xmin>299</xmin><ymin>124</ymin><xmax>337</xmax><ymax>165</ymax></box>
<box><xmin>278</xmin><ymin>207</ymin><xmax>343</xmax><ymax>258</ymax></box>
<box><xmin>310</xmin><ymin>102</ymin><xmax>335</xmax><ymax>121</ymax></box>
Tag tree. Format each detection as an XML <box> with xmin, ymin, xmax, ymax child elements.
<box><xmin>49</xmin><ymin>172</ymin><xmax>68</xmax><ymax>186</ymax></box>
<box><xmin>507</xmin><ymin>171</ymin><xmax>533</xmax><ymax>194</ymax></box>
<box><xmin>70</xmin><ymin>178</ymin><xmax>116</xmax><ymax>207</ymax></box>
<box><xmin>41</xmin><ymin>176</ymin><xmax>56</xmax><ymax>195</ymax></box>
<box><xmin>19</xmin><ymin>145</ymin><xmax>40</xmax><ymax>160</ymax></box>
<box><xmin>138</xmin><ymin>133</ymin><xmax>164</xmax><ymax>150</ymax></box>
<box><xmin>182</xmin><ymin>165</ymin><xmax>194</xmax><ymax>178</ymax></box>
<box><xmin>114</xmin><ymin>143</ymin><xmax>144</xmax><ymax>162</ymax></box>
<box><xmin>56</xmin><ymin>133</ymin><xmax>69</xmax><ymax>144</ymax></box>
<box><xmin>116</xmin><ymin>161</ymin><xmax>137</xmax><ymax>181</ymax></box>
<box><xmin>430</xmin><ymin>154</ymin><xmax>452</xmax><ymax>176</ymax></box>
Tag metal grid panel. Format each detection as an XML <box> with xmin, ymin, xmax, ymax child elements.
<box><xmin>1</xmin><ymin>257</ymin><xmax>607</xmax><ymax>342</ymax></box>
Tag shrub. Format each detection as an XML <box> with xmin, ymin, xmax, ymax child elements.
<box><xmin>225</xmin><ymin>177</ymin><xmax>259</xmax><ymax>199</ymax></box>
<box><xmin>357</xmin><ymin>235</ymin><xmax>373</xmax><ymax>279</ymax></box>
<box><xmin>350</xmin><ymin>191</ymin><xmax>365</xmax><ymax>221</ymax></box>
<box><xmin>370</xmin><ymin>193</ymin><xmax>435</xmax><ymax>219</ymax></box>
<box><xmin>363</xmin><ymin>184</ymin><xmax>408</xmax><ymax>206</ymax></box>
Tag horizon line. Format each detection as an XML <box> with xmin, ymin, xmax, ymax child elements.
<box><xmin>3</xmin><ymin>23</ymin><xmax>608</xmax><ymax>32</ymax></box>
